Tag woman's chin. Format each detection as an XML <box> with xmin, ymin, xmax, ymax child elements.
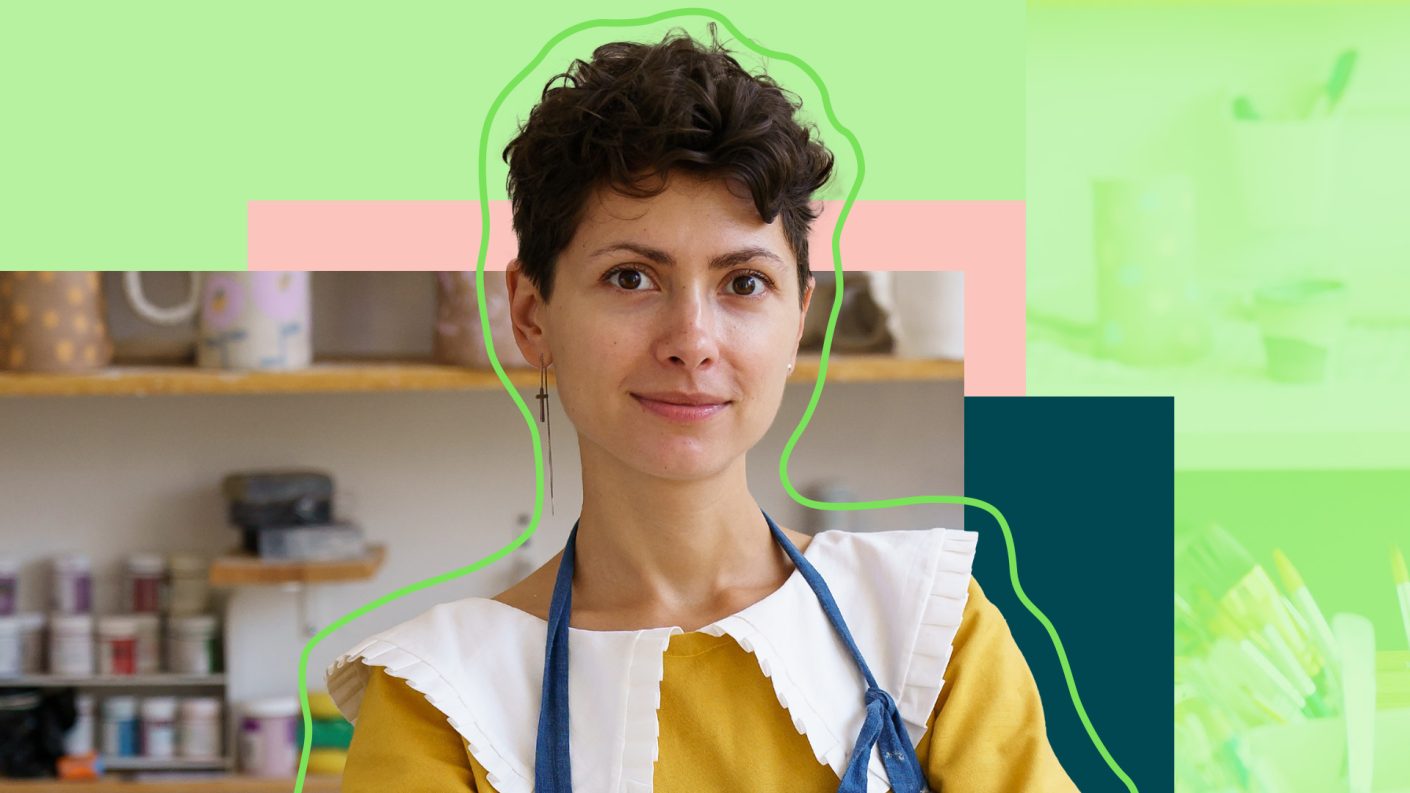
<box><xmin>630</xmin><ymin>445</ymin><xmax>734</xmax><ymax>481</ymax></box>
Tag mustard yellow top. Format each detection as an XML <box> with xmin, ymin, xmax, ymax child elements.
<box><xmin>341</xmin><ymin>578</ymin><xmax>1078</xmax><ymax>792</ymax></box>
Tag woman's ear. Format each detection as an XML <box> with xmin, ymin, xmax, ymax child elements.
<box><xmin>795</xmin><ymin>274</ymin><xmax>815</xmax><ymax>349</ymax></box>
<box><xmin>506</xmin><ymin>260</ymin><xmax>549</xmax><ymax>365</ymax></box>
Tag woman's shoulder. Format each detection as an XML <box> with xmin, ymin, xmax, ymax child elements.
<box><xmin>325</xmin><ymin>593</ymin><xmax>540</xmax><ymax>720</ymax></box>
<box><xmin>810</xmin><ymin>525</ymin><xmax>977</xmax><ymax>586</ymax></box>
<box><xmin>359</xmin><ymin>593</ymin><xmax>533</xmax><ymax>657</ymax></box>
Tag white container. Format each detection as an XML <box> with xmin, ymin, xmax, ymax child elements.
<box><xmin>240</xmin><ymin>697</ymin><xmax>300</xmax><ymax>777</ymax></box>
<box><xmin>49</xmin><ymin>613</ymin><xmax>94</xmax><ymax>676</ymax></box>
<box><xmin>124</xmin><ymin>553</ymin><xmax>165</xmax><ymax>614</ymax></box>
<box><xmin>102</xmin><ymin>695</ymin><xmax>140</xmax><ymax>757</ymax></box>
<box><xmin>140</xmin><ymin>696</ymin><xmax>178</xmax><ymax>758</ymax></box>
<box><xmin>167</xmin><ymin>614</ymin><xmax>219</xmax><ymax>675</ymax></box>
<box><xmin>0</xmin><ymin>616</ymin><xmax>21</xmax><ymax>677</ymax></box>
<box><xmin>179</xmin><ymin>697</ymin><xmax>223</xmax><ymax>759</ymax></box>
<box><xmin>96</xmin><ymin>616</ymin><xmax>139</xmax><ymax>676</ymax></box>
<box><xmin>65</xmin><ymin>694</ymin><xmax>96</xmax><ymax>755</ymax></box>
<box><xmin>870</xmin><ymin>271</ymin><xmax>965</xmax><ymax>360</ymax></box>
<box><xmin>131</xmin><ymin>614</ymin><xmax>161</xmax><ymax>674</ymax></box>
<box><xmin>1230</xmin><ymin>117</ymin><xmax>1342</xmax><ymax>233</ymax></box>
<box><xmin>17</xmin><ymin>612</ymin><xmax>44</xmax><ymax>674</ymax></box>
<box><xmin>167</xmin><ymin>554</ymin><xmax>210</xmax><ymax>616</ymax></box>
<box><xmin>51</xmin><ymin>554</ymin><xmax>92</xmax><ymax>614</ymax></box>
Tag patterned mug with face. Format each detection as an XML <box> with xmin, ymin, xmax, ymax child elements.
<box><xmin>0</xmin><ymin>271</ymin><xmax>115</xmax><ymax>373</ymax></box>
<box><xmin>123</xmin><ymin>271</ymin><xmax>312</xmax><ymax>370</ymax></box>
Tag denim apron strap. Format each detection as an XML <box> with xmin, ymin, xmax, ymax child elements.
<box><xmin>762</xmin><ymin>510</ymin><xmax>929</xmax><ymax>793</ymax></box>
<box><xmin>534</xmin><ymin>511</ymin><xmax>928</xmax><ymax>793</ymax></box>
<box><xmin>534</xmin><ymin>518</ymin><xmax>580</xmax><ymax>792</ymax></box>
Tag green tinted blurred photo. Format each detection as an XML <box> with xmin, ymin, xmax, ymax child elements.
<box><xmin>1028</xmin><ymin>1</ymin><xmax>1410</xmax><ymax>789</ymax></box>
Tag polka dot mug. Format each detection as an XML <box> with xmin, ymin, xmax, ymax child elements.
<box><xmin>0</xmin><ymin>271</ymin><xmax>114</xmax><ymax>373</ymax></box>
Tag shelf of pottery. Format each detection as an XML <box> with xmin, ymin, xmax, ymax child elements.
<box><xmin>0</xmin><ymin>554</ymin><xmax>349</xmax><ymax>785</ymax></box>
<box><xmin>0</xmin><ymin>271</ymin><xmax>964</xmax><ymax>397</ymax></box>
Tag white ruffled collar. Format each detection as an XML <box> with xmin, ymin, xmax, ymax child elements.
<box><xmin>327</xmin><ymin>527</ymin><xmax>977</xmax><ymax>793</ymax></box>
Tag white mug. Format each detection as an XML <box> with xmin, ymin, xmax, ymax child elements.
<box><xmin>870</xmin><ymin>271</ymin><xmax>964</xmax><ymax>360</ymax></box>
<box><xmin>123</xmin><ymin>272</ymin><xmax>312</xmax><ymax>370</ymax></box>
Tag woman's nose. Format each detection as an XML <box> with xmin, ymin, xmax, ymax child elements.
<box><xmin>653</xmin><ymin>288</ymin><xmax>721</xmax><ymax>370</ymax></box>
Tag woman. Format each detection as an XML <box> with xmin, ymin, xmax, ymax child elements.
<box><xmin>328</xmin><ymin>27</ymin><xmax>1077</xmax><ymax>792</ymax></box>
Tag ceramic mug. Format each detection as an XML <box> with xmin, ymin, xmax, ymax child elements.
<box><xmin>123</xmin><ymin>272</ymin><xmax>312</xmax><ymax>370</ymax></box>
<box><xmin>870</xmin><ymin>271</ymin><xmax>964</xmax><ymax>360</ymax></box>
<box><xmin>0</xmin><ymin>271</ymin><xmax>115</xmax><ymax>372</ymax></box>
<box><xmin>433</xmin><ymin>272</ymin><xmax>530</xmax><ymax>368</ymax></box>
<box><xmin>1092</xmin><ymin>176</ymin><xmax>1210</xmax><ymax>366</ymax></box>
<box><xmin>798</xmin><ymin>272</ymin><xmax>894</xmax><ymax>354</ymax></box>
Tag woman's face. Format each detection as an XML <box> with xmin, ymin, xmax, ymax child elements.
<box><xmin>508</xmin><ymin>172</ymin><xmax>813</xmax><ymax>482</ymax></box>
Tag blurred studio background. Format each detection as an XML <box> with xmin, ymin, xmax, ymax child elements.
<box><xmin>1028</xmin><ymin>1</ymin><xmax>1410</xmax><ymax>790</ymax></box>
<box><xmin>0</xmin><ymin>268</ymin><xmax>963</xmax><ymax>788</ymax></box>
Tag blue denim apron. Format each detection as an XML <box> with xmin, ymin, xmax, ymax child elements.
<box><xmin>533</xmin><ymin>509</ymin><xmax>929</xmax><ymax>792</ymax></box>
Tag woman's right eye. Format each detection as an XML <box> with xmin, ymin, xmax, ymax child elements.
<box><xmin>605</xmin><ymin>267</ymin><xmax>653</xmax><ymax>291</ymax></box>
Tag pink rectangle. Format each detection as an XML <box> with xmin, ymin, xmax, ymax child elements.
<box><xmin>247</xmin><ymin>200</ymin><xmax>1025</xmax><ymax>395</ymax></box>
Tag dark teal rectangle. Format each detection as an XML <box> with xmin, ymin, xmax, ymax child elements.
<box><xmin>965</xmin><ymin>396</ymin><xmax>1173</xmax><ymax>792</ymax></box>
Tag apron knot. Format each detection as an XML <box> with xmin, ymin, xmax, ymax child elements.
<box><xmin>840</xmin><ymin>685</ymin><xmax>927</xmax><ymax>793</ymax></box>
<box><xmin>864</xmin><ymin>686</ymin><xmax>896</xmax><ymax>713</ymax></box>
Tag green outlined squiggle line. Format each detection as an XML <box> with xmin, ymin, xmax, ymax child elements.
<box><xmin>292</xmin><ymin>8</ymin><xmax>1136</xmax><ymax>793</ymax></box>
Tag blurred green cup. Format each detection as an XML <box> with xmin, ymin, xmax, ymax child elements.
<box><xmin>1252</xmin><ymin>279</ymin><xmax>1347</xmax><ymax>384</ymax></box>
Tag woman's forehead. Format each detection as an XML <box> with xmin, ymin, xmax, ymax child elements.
<box><xmin>568</xmin><ymin>174</ymin><xmax>793</xmax><ymax>267</ymax></box>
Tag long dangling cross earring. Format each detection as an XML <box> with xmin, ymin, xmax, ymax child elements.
<box><xmin>536</xmin><ymin>355</ymin><xmax>555</xmax><ymax>515</ymax></box>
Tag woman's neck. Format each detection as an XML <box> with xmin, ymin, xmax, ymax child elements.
<box><xmin>568</xmin><ymin>447</ymin><xmax>800</xmax><ymax>631</ymax></box>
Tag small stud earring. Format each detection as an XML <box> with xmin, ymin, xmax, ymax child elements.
<box><xmin>536</xmin><ymin>355</ymin><xmax>555</xmax><ymax>516</ymax></box>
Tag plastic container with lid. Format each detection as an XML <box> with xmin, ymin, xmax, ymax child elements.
<box><xmin>65</xmin><ymin>694</ymin><xmax>96</xmax><ymax>755</ymax></box>
<box><xmin>102</xmin><ymin>696</ymin><xmax>139</xmax><ymax>757</ymax></box>
<box><xmin>51</xmin><ymin>554</ymin><xmax>92</xmax><ymax>614</ymax></box>
<box><xmin>167</xmin><ymin>614</ymin><xmax>220</xmax><ymax>675</ymax></box>
<box><xmin>96</xmin><ymin>616</ymin><xmax>138</xmax><ymax>676</ymax></box>
<box><xmin>0</xmin><ymin>616</ymin><xmax>20</xmax><ymax>677</ymax></box>
<box><xmin>0</xmin><ymin>556</ymin><xmax>17</xmax><ymax>615</ymax></box>
<box><xmin>239</xmin><ymin>697</ymin><xmax>299</xmax><ymax>777</ymax></box>
<box><xmin>167</xmin><ymin>554</ymin><xmax>210</xmax><ymax>616</ymax></box>
<box><xmin>308</xmin><ymin>748</ymin><xmax>348</xmax><ymax>775</ymax></box>
<box><xmin>125</xmin><ymin>554</ymin><xmax>166</xmax><ymax>614</ymax></box>
<box><xmin>306</xmin><ymin>691</ymin><xmax>341</xmax><ymax>722</ymax></box>
<box><xmin>17</xmin><ymin>613</ymin><xmax>44</xmax><ymax>674</ymax></box>
<box><xmin>179</xmin><ymin>697</ymin><xmax>223</xmax><ymax>759</ymax></box>
<box><xmin>140</xmin><ymin>696</ymin><xmax>178</xmax><ymax>758</ymax></box>
<box><xmin>302</xmin><ymin>716</ymin><xmax>353</xmax><ymax>750</ymax></box>
<box><xmin>49</xmin><ymin>613</ymin><xmax>94</xmax><ymax>676</ymax></box>
<box><xmin>130</xmin><ymin>614</ymin><xmax>161</xmax><ymax>674</ymax></box>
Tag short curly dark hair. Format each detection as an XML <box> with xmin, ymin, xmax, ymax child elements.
<box><xmin>502</xmin><ymin>24</ymin><xmax>835</xmax><ymax>307</ymax></box>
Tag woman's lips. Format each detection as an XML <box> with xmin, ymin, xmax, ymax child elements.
<box><xmin>632</xmin><ymin>394</ymin><xmax>730</xmax><ymax>422</ymax></box>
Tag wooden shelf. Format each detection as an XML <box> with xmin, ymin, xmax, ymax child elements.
<box><xmin>1</xmin><ymin>674</ymin><xmax>225</xmax><ymax>689</ymax></box>
<box><xmin>97</xmin><ymin>758</ymin><xmax>229</xmax><ymax>772</ymax></box>
<box><xmin>792</xmin><ymin>354</ymin><xmax>961</xmax><ymax>384</ymax></box>
<box><xmin>0</xmin><ymin>776</ymin><xmax>339</xmax><ymax>792</ymax></box>
<box><xmin>208</xmin><ymin>544</ymin><xmax>385</xmax><ymax>586</ymax></box>
<box><xmin>0</xmin><ymin>355</ymin><xmax>961</xmax><ymax>397</ymax></box>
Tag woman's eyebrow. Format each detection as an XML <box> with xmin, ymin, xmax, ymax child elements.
<box><xmin>588</xmin><ymin>242</ymin><xmax>785</xmax><ymax>271</ymax></box>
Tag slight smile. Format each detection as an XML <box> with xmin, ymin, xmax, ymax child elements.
<box><xmin>631</xmin><ymin>393</ymin><xmax>732</xmax><ymax>423</ymax></box>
